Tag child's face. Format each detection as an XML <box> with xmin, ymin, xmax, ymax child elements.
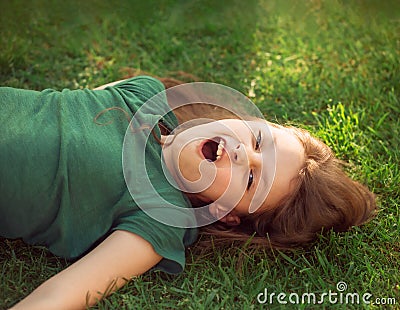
<box><xmin>162</xmin><ymin>119</ymin><xmax>304</xmax><ymax>217</ymax></box>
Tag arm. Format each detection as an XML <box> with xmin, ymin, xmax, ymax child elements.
<box><xmin>10</xmin><ymin>230</ymin><xmax>162</xmax><ymax>310</ymax></box>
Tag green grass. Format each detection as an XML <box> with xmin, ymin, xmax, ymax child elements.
<box><xmin>1</xmin><ymin>0</ymin><xmax>399</xmax><ymax>309</ymax></box>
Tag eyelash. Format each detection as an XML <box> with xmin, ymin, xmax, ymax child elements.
<box><xmin>247</xmin><ymin>170</ymin><xmax>254</xmax><ymax>190</ymax></box>
<box><xmin>255</xmin><ymin>130</ymin><xmax>261</xmax><ymax>150</ymax></box>
<box><xmin>247</xmin><ymin>130</ymin><xmax>262</xmax><ymax>190</ymax></box>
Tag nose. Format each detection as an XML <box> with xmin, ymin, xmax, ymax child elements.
<box><xmin>232</xmin><ymin>143</ymin><xmax>260</xmax><ymax>167</ymax></box>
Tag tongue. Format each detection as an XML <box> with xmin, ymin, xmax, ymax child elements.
<box><xmin>202</xmin><ymin>140</ymin><xmax>218</xmax><ymax>161</ymax></box>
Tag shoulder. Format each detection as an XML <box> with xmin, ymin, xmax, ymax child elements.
<box><xmin>112</xmin><ymin>76</ymin><xmax>165</xmax><ymax>103</ymax></box>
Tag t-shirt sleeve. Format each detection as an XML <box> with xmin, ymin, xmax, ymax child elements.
<box><xmin>100</xmin><ymin>76</ymin><xmax>177</xmax><ymax>126</ymax></box>
<box><xmin>112</xmin><ymin>210</ymin><xmax>198</xmax><ymax>274</ymax></box>
<box><xmin>111</xmin><ymin>76</ymin><xmax>165</xmax><ymax>106</ymax></box>
<box><xmin>113</xmin><ymin>76</ymin><xmax>165</xmax><ymax>102</ymax></box>
<box><xmin>100</xmin><ymin>75</ymin><xmax>179</xmax><ymax>132</ymax></box>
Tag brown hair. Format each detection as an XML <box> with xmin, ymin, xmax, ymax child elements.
<box><xmin>158</xmin><ymin>77</ymin><xmax>377</xmax><ymax>249</ymax></box>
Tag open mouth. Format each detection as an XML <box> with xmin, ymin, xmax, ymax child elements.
<box><xmin>201</xmin><ymin>137</ymin><xmax>225</xmax><ymax>162</ymax></box>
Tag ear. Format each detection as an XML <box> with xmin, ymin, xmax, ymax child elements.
<box><xmin>218</xmin><ymin>213</ymin><xmax>241</xmax><ymax>226</ymax></box>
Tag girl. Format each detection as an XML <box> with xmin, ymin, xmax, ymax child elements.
<box><xmin>0</xmin><ymin>76</ymin><xmax>376</xmax><ymax>309</ymax></box>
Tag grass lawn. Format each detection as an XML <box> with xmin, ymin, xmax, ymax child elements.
<box><xmin>1</xmin><ymin>0</ymin><xmax>399</xmax><ymax>309</ymax></box>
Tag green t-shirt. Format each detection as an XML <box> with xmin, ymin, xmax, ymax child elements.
<box><xmin>0</xmin><ymin>76</ymin><xmax>198</xmax><ymax>274</ymax></box>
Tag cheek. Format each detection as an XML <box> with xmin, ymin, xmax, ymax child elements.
<box><xmin>207</xmin><ymin>168</ymin><xmax>250</xmax><ymax>207</ymax></box>
<box><xmin>233</xmin><ymin>196</ymin><xmax>252</xmax><ymax>215</ymax></box>
<box><xmin>209</xmin><ymin>168</ymin><xmax>233</xmax><ymax>196</ymax></box>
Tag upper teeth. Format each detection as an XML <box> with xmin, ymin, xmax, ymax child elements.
<box><xmin>216</xmin><ymin>139</ymin><xmax>225</xmax><ymax>160</ymax></box>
